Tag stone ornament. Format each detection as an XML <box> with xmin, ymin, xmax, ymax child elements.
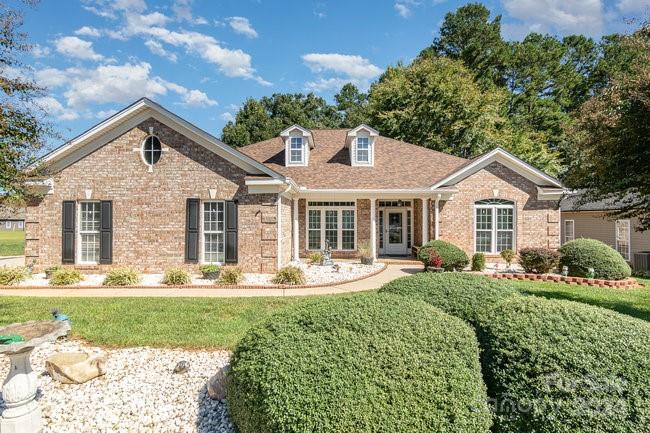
<box><xmin>45</xmin><ymin>352</ymin><xmax>107</xmax><ymax>385</ymax></box>
<box><xmin>207</xmin><ymin>365</ymin><xmax>230</xmax><ymax>401</ymax></box>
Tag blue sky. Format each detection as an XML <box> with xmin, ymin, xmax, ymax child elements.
<box><xmin>19</xmin><ymin>0</ymin><xmax>647</xmax><ymax>143</ymax></box>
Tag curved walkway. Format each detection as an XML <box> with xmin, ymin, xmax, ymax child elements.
<box><xmin>0</xmin><ymin>263</ymin><xmax>422</xmax><ymax>298</ymax></box>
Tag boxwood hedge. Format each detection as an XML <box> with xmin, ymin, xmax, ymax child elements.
<box><xmin>379</xmin><ymin>272</ymin><xmax>520</xmax><ymax>324</ymax></box>
<box><xmin>228</xmin><ymin>294</ymin><xmax>492</xmax><ymax>433</ymax></box>
<box><xmin>417</xmin><ymin>240</ymin><xmax>469</xmax><ymax>271</ymax></box>
<box><xmin>559</xmin><ymin>238</ymin><xmax>631</xmax><ymax>280</ymax></box>
<box><xmin>477</xmin><ymin>296</ymin><xmax>650</xmax><ymax>433</ymax></box>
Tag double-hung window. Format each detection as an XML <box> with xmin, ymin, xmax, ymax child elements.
<box><xmin>563</xmin><ymin>220</ymin><xmax>575</xmax><ymax>244</ymax></box>
<box><xmin>356</xmin><ymin>137</ymin><xmax>370</xmax><ymax>164</ymax></box>
<box><xmin>203</xmin><ymin>201</ymin><xmax>225</xmax><ymax>263</ymax></box>
<box><xmin>474</xmin><ymin>199</ymin><xmax>515</xmax><ymax>253</ymax></box>
<box><xmin>289</xmin><ymin>136</ymin><xmax>304</xmax><ymax>164</ymax></box>
<box><xmin>307</xmin><ymin>202</ymin><xmax>356</xmax><ymax>251</ymax></box>
<box><xmin>79</xmin><ymin>202</ymin><xmax>100</xmax><ymax>263</ymax></box>
<box><xmin>615</xmin><ymin>219</ymin><xmax>631</xmax><ymax>261</ymax></box>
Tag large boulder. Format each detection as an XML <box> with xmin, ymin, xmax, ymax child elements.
<box><xmin>46</xmin><ymin>352</ymin><xmax>107</xmax><ymax>384</ymax></box>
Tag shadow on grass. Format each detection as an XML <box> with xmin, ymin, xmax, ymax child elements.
<box><xmin>518</xmin><ymin>288</ymin><xmax>650</xmax><ymax>322</ymax></box>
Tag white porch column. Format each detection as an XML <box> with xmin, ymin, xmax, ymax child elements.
<box><xmin>370</xmin><ymin>198</ymin><xmax>377</xmax><ymax>259</ymax></box>
<box><xmin>434</xmin><ymin>194</ymin><xmax>440</xmax><ymax>240</ymax></box>
<box><xmin>422</xmin><ymin>198</ymin><xmax>429</xmax><ymax>244</ymax></box>
<box><xmin>292</xmin><ymin>198</ymin><xmax>299</xmax><ymax>261</ymax></box>
<box><xmin>277</xmin><ymin>194</ymin><xmax>282</xmax><ymax>269</ymax></box>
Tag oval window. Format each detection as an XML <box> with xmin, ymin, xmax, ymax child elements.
<box><xmin>142</xmin><ymin>136</ymin><xmax>162</xmax><ymax>166</ymax></box>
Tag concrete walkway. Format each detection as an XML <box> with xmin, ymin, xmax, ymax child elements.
<box><xmin>0</xmin><ymin>263</ymin><xmax>422</xmax><ymax>298</ymax></box>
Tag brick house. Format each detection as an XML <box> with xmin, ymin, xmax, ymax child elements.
<box><xmin>25</xmin><ymin>98</ymin><xmax>564</xmax><ymax>273</ymax></box>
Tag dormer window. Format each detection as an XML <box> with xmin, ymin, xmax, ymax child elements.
<box><xmin>289</xmin><ymin>136</ymin><xmax>304</xmax><ymax>164</ymax></box>
<box><xmin>347</xmin><ymin>124</ymin><xmax>378</xmax><ymax>167</ymax></box>
<box><xmin>356</xmin><ymin>136</ymin><xmax>370</xmax><ymax>164</ymax></box>
<box><xmin>281</xmin><ymin>124</ymin><xmax>313</xmax><ymax>167</ymax></box>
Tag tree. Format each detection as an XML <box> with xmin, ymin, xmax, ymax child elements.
<box><xmin>221</xmin><ymin>93</ymin><xmax>342</xmax><ymax>147</ymax></box>
<box><xmin>421</xmin><ymin>3</ymin><xmax>508</xmax><ymax>87</ymax></box>
<box><xmin>565</xmin><ymin>25</ymin><xmax>650</xmax><ymax>230</ymax></box>
<box><xmin>367</xmin><ymin>57</ymin><xmax>560</xmax><ymax>173</ymax></box>
<box><xmin>334</xmin><ymin>83</ymin><xmax>370</xmax><ymax>127</ymax></box>
<box><xmin>0</xmin><ymin>0</ymin><xmax>50</xmax><ymax>201</ymax></box>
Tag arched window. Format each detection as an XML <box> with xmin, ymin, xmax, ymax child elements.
<box><xmin>142</xmin><ymin>136</ymin><xmax>162</xmax><ymax>167</ymax></box>
<box><xmin>475</xmin><ymin>199</ymin><xmax>514</xmax><ymax>253</ymax></box>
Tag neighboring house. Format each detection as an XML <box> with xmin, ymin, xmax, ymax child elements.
<box><xmin>561</xmin><ymin>192</ymin><xmax>650</xmax><ymax>269</ymax></box>
<box><xmin>24</xmin><ymin>98</ymin><xmax>564</xmax><ymax>273</ymax></box>
<box><xmin>0</xmin><ymin>207</ymin><xmax>25</xmax><ymax>231</ymax></box>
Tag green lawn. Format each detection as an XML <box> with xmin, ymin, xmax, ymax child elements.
<box><xmin>0</xmin><ymin>296</ymin><xmax>309</xmax><ymax>350</ymax></box>
<box><xmin>513</xmin><ymin>277</ymin><xmax>650</xmax><ymax>322</ymax></box>
<box><xmin>0</xmin><ymin>230</ymin><xmax>25</xmax><ymax>256</ymax></box>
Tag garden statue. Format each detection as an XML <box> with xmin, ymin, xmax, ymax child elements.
<box><xmin>0</xmin><ymin>320</ymin><xmax>70</xmax><ymax>433</ymax></box>
<box><xmin>561</xmin><ymin>266</ymin><xmax>569</xmax><ymax>277</ymax></box>
<box><xmin>322</xmin><ymin>239</ymin><xmax>334</xmax><ymax>266</ymax></box>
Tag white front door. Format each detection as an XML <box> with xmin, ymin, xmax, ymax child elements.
<box><xmin>385</xmin><ymin>210</ymin><xmax>407</xmax><ymax>255</ymax></box>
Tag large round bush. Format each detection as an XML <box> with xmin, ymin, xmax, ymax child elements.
<box><xmin>477</xmin><ymin>296</ymin><xmax>650</xmax><ymax>433</ymax></box>
<box><xmin>417</xmin><ymin>240</ymin><xmax>469</xmax><ymax>271</ymax></box>
<box><xmin>379</xmin><ymin>272</ymin><xmax>519</xmax><ymax>324</ymax></box>
<box><xmin>559</xmin><ymin>238</ymin><xmax>631</xmax><ymax>280</ymax></box>
<box><xmin>228</xmin><ymin>294</ymin><xmax>492</xmax><ymax>433</ymax></box>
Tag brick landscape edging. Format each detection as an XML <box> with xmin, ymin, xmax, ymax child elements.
<box><xmin>487</xmin><ymin>272</ymin><xmax>641</xmax><ymax>289</ymax></box>
<box><xmin>0</xmin><ymin>264</ymin><xmax>387</xmax><ymax>291</ymax></box>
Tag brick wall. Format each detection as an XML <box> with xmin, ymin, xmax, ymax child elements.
<box><xmin>437</xmin><ymin>161</ymin><xmax>560</xmax><ymax>260</ymax></box>
<box><xmin>25</xmin><ymin>118</ymin><xmax>279</xmax><ymax>273</ymax></box>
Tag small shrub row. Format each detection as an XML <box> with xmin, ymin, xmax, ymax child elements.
<box><xmin>219</xmin><ymin>266</ymin><xmax>243</xmax><ymax>284</ymax></box>
<box><xmin>518</xmin><ymin>247</ymin><xmax>559</xmax><ymax>273</ymax></box>
<box><xmin>271</xmin><ymin>265</ymin><xmax>305</xmax><ymax>285</ymax></box>
<box><xmin>162</xmin><ymin>267</ymin><xmax>191</xmax><ymax>285</ymax></box>
<box><xmin>559</xmin><ymin>238</ymin><xmax>631</xmax><ymax>280</ymax></box>
<box><xmin>50</xmin><ymin>268</ymin><xmax>83</xmax><ymax>286</ymax></box>
<box><xmin>103</xmin><ymin>267</ymin><xmax>140</xmax><ymax>286</ymax></box>
<box><xmin>0</xmin><ymin>266</ymin><xmax>28</xmax><ymax>285</ymax></box>
<box><xmin>471</xmin><ymin>253</ymin><xmax>486</xmax><ymax>271</ymax></box>
<box><xmin>418</xmin><ymin>240</ymin><xmax>469</xmax><ymax>271</ymax></box>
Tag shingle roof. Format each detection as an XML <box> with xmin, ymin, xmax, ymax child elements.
<box><xmin>239</xmin><ymin>129</ymin><xmax>469</xmax><ymax>189</ymax></box>
<box><xmin>560</xmin><ymin>191</ymin><xmax>636</xmax><ymax>212</ymax></box>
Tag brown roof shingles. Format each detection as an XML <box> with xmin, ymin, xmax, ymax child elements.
<box><xmin>239</xmin><ymin>129</ymin><xmax>468</xmax><ymax>189</ymax></box>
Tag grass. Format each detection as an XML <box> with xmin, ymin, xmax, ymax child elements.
<box><xmin>513</xmin><ymin>277</ymin><xmax>650</xmax><ymax>322</ymax></box>
<box><xmin>0</xmin><ymin>230</ymin><xmax>25</xmax><ymax>256</ymax></box>
<box><xmin>0</xmin><ymin>296</ymin><xmax>309</xmax><ymax>350</ymax></box>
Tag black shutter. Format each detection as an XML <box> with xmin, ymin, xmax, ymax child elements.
<box><xmin>185</xmin><ymin>198</ymin><xmax>200</xmax><ymax>262</ymax></box>
<box><xmin>225</xmin><ymin>200</ymin><xmax>238</xmax><ymax>263</ymax></box>
<box><xmin>99</xmin><ymin>201</ymin><xmax>113</xmax><ymax>264</ymax></box>
<box><xmin>62</xmin><ymin>201</ymin><xmax>76</xmax><ymax>263</ymax></box>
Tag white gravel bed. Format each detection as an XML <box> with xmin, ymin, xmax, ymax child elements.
<box><xmin>18</xmin><ymin>260</ymin><xmax>385</xmax><ymax>287</ymax></box>
<box><xmin>0</xmin><ymin>340</ymin><xmax>233</xmax><ymax>433</ymax></box>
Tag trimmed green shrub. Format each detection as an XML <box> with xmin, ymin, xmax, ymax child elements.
<box><xmin>271</xmin><ymin>265</ymin><xmax>305</xmax><ymax>285</ymax></box>
<box><xmin>500</xmin><ymin>249</ymin><xmax>516</xmax><ymax>266</ymax></box>
<box><xmin>308</xmin><ymin>252</ymin><xmax>323</xmax><ymax>264</ymax></box>
<box><xmin>477</xmin><ymin>296</ymin><xmax>650</xmax><ymax>433</ymax></box>
<box><xmin>518</xmin><ymin>247</ymin><xmax>559</xmax><ymax>273</ymax></box>
<box><xmin>219</xmin><ymin>266</ymin><xmax>243</xmax><ymax>284</ymax></box>
<box><xmin>161</xmin><ymin>267</ymin><xmax>191</xmax><ymax>285</ymax></box>
<box><xmin>417</xmin><ymin>240</ymin><xmax>469</xmax><ymax>271</ymax></box>
<box><xmin>380</xmin><ymin>272</ymin><xmax>519</xmax><ymax>324</ymax></box>
<box><xmin>0</xmin><ymin>266</ymin><xmax>28</xmax><ymax>286</ymax></box>
<box><xmin>472</xmin><ymin>253</ymin><xmax>486</xmax><ymax>271</ymax></box>
<box><xmin>103</xmin><ymin>267</ymin><xmax>140</xmax><ymax>286</ymax></box>
<box><xmin>50</xmin><ymin>268</ymin><xmax>83</xmax><ymax>286</ymax></box>
<box><xmin>228</xmin><ymin>294</ymin><xmax>492</xmax><ymax>433</ymax></box>
<box><xmin>559</xmin><ymin>238</ymin><xmax>631</xmax><ymax>280</ymax></box>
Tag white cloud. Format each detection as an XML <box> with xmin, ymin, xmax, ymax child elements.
<box><xmin>31</xmin><ymin>44</ymin><xmax>50</xmax><ymax>57</ymax></box>
<box><xmin>227</xmin><ymin>17</ymin><xmax>258</xmax><ymax>38</ymax></box>
<box><xmin>144</xmin><ymin>39</ymin><xmax>178</xmax><ymax>62</ymax></box>
<box><xmin>394</xmin><ymin>3</ymin><xmax>412</xmax><ymax>18</ymax></box>
<box><xmin>81</xmin><ymin>0</ymin><xmax>146</xmax><ymax>18</ymax></box>
<box><xmin>302</xmin><ymin>53</ymin><xmax>382</xmax><ymax>80</ymax></box>
<box><xmin>617</xmin><ymin>0</ymin><xmax>649</xmax><ymax>13</ymax></box>
<box><xmin>502</xmin><ymin>0</ymin><xmax>605</xmax><ymax>36</ymax></box>
<box><xmin>172</xmin><ymin>0</ymin><xmax>208</xmax><ymax>25</ymax></box>
<box><xmin>34</xmin><ymin>96</ymin><xmax>79</xmax><ymax>121</ymax></box>
<box><xmin>304</xmin><ymin>77</ymin><xmax>354</xmax><ymax>92</ymax></box>
<box><xmin>220</xmin><ymin>111</ymin><xmax>235</xmax><ymax>122</ymax></box>
<box><xmin>55</xmin><ymin>36</ymin><xmax>105</xmax><ymax>61</ymax></box>
<box><xmin>96</xmin><ymin>109</ymin><xmax>118</xmax><ymax>118</ymax></box>
<box><xmin>180</xmin><ymin>89</ymin><xmax>217</xmax><ymax>107</ymax></box>
<box><xmin>74</xmin><ymin>26</ymin><xmax>102</xmax><ymax>37</ymax></box>
<box><xmin>35</xmin><ymin>68</ymin><xmax>68</xmax><ymax>87</ymax></box>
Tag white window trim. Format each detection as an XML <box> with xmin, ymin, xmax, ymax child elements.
<box><xmin>615</xmin><ymin>219</ymin><xmax>631</xmax><ymax>261</ymax></box>
<box><xmin>5</xmin><ymin>221</ymin><xmax>10</xmax><ymax>229</ymax></box>
<box><xmin>284</xmin><ymin>129</ymin><xmax>310</xmax><ymax>167</ymax></box>
<box><xmin>563</xmin><ymin>219</ymin><xmax>575</xmax><ymax>244</ymax></box>
<box><xmin>305</xmin><ymin>202</ymin><xmax>357</xmax><ymax>251</ymax></box>
<box><xmin>77</xmin><ymin>200</ymin><xmax>100</xmax><ymax>265</ymax></box>
<box><xmin>200</xmin><ymin>200</ymin><xmax>226</xmax><ymax>265</ymax></box>
<box><xmin>353</xmin><ymin>136</ymin><xmax>373</xmax><ymax>166</ymax></box>
<box><xmin>473</xmin><ymin>202</ymin><xmax>516</xmax><ymax>254</ymax></box>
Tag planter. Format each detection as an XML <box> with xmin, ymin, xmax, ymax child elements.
<box><xmin>360</xmin><ymin>257</ymin><xmax>374</xmax><ymax>265</ymax></box>
<box><xmin>201</xmin><ymin>271</ymin><xmax>220</xmax><ymax>280</ymax></box>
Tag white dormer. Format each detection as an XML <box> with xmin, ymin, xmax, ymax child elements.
<box><xmin>281</xmin><ymin>125</ymin><xmax>313</xmax><ymax>167</ymax></box>
<box><xmin>346</xmin><ymin>124</ymin><xmax>378</xmax><ymax>167</ymax></box>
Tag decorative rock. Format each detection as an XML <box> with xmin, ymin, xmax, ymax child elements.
<box><xmin>207</xmin><ymin>365</ymin><xmax>230</xmax><ymax>401</ymax></box>
<box><xmin>173</xmin><ymin>360</ymin><xmax>189</xmax><ymax>374</ymax></box>
<box><xmin>46</xmin><ymin>352</ymin><xmax>106</xmax><ymax>384</ymax></box>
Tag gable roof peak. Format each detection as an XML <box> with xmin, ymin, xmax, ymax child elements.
<box><xmin>347</xmin><ymin>124</ymin><xmax>379</xmax><ymax>137</ymax></box>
